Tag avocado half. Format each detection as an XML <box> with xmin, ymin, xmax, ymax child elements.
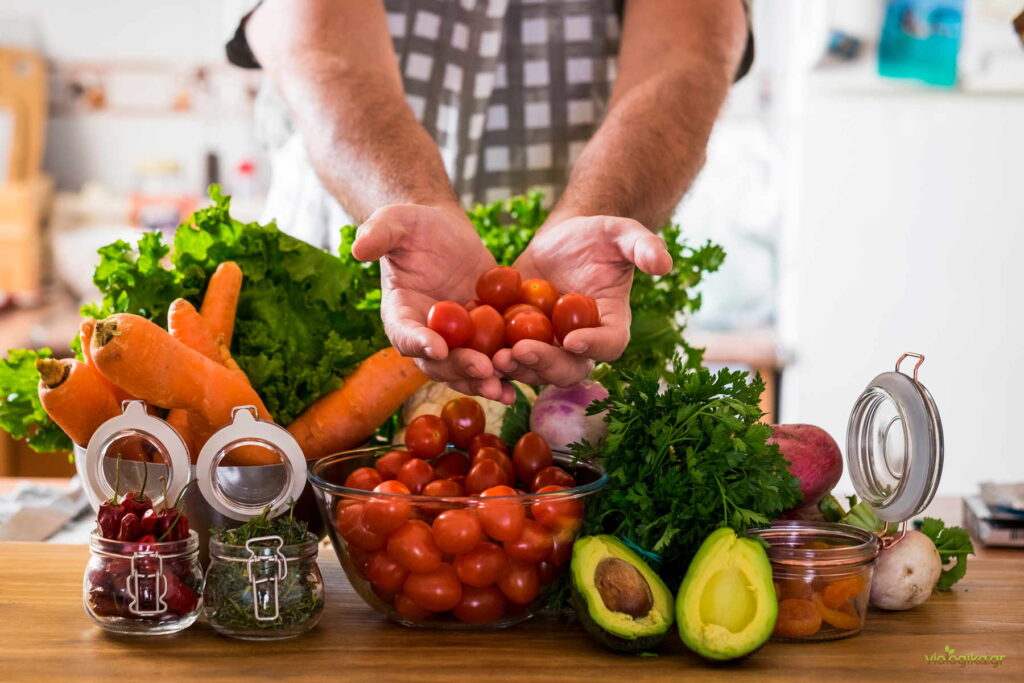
<box><xmin>676</xmin><ymin>528</ymin><xmax>777</xmax><ymax>661</ymax></box>
<box><xmin>570</xmin><ymin>535</ymin><xmax>674</xmax><ymax>653</ymax></box>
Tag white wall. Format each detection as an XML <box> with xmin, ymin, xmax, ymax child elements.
<box><xmin>780</xmin><ymin>88</ymin><xmax>1024</xmax><ymax>496</ymax></box>
<box><xmin>0</xmin><ymin>0</ymin><xmax>260</xmax><ymax>193</ymax></box>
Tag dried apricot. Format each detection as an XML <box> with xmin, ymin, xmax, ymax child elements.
<box><xmin>812</xmin><ymin>593</ymin><xmax>862</xmax><ymax>630</ymax></box>
<box><xmin>776</xmin><ymin>576</ymin><xmax>814</xmax><ymax>600</ymax></box>
<box><xmin>822</xmin><ymin>575</ymin><xmax>867</xmax><ymax>608</ymax></box>
<box><xmin>773</xmin><ymin>598</ymin><xmax>822</xmax><ymax>638</ymax></box>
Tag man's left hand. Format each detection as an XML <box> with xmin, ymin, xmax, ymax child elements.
<box><xmin>492</xmin><ymin>215</ymin><xmax>672</xmax><ymax>386</ymax></box>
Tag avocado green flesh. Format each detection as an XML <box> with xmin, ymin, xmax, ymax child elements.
<box><xmin>677</xmin><ymin>528</ymin><xmax>777</xmax><ymax>661</ymax></box>
<box><xmin>571</xmin><ymin>535</ymin><xmax>674</xmax><ymax>653</ymax></box>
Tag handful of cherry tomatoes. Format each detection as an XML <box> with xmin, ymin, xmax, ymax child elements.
<box><xmin>333</xmin><ymin>397</ymin><xmax>585</xmax><ymax>625</ymax></box>
<box><xmin>427</xmin><ymin>266</ymin><xmax>600</xmax><ymax>356</ymax></box>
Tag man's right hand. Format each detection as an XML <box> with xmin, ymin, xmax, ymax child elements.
<box><xmin>352</xmin><ymin>204</ymin><xmax>515</xmax><ymax>404</ymax></box>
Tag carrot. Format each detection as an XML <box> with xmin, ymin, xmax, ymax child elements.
<box><xmin>36</xmin><ymin>358</ymin><xmax>121</xmax><ymax>448</ymax></box>
<box><xmin>216</xmin><ymin>336</ymin><xmax>246</xmax><ymax>378</ymax></box>
<box><xmin>92</xmin><ymin>314</ymin><xmax>277</xmax><ymax>466</ymax></box>
<box><xmin>287</xmin><ymin>347</ymin><xmax>428</xmax><ymax>460</ymax></box>
<box><xmin>200</xmin><ymin>261</ymin><xmax>243</xmax><ymax>347</ymax></box>
<box><xmin>167</xmin><ymin>299</ymin><xmax>221</xmax><ymax>362</ymax></box>
<box><xmin>81</xmin><ymin>319</ymin><xmax>132</xmax><ymax>404</ymax></box>
<box><xmin>165</xmin><ymin>408</ymin><xmax>196</xmax><ymax>460</ymax></box>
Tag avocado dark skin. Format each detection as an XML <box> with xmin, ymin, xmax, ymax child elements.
<box><xmin>570</xmin><ymin>536</ymin><xmax>674</xmax><ymax>654</ymax></box>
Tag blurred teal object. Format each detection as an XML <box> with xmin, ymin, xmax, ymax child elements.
<box><xmin>878</xmin><ymin>0</ymin><xmax>964</xmax><ymax>87</ymax></box>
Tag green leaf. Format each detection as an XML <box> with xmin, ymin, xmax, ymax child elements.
<box><xmin>0</xmin><ymin>349</ymin><xmax>72</xmax><ymax>453</ymax></box>
<box><xmin>499</xmin><ymin>384</ymin><xmax>533</xmax><ymax>446</ymax></box>
<box><xmin>919</xmin><ymin>517</ymin><xmax>974</xmax><ymax>591</ymax></box>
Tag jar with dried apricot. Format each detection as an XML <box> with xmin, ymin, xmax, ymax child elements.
<box><xmin>750</xmin><ymin>521</ymin><xmax>879</xmax><ymax>642</ymax></box>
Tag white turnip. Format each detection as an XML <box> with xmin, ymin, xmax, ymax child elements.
<box><xmin>869</xmin><ymin>530</ymin><xmax>942</xmax><ymax>610</ymax></box>
<box><xmin>529</xmin><ymin>381</ymin><xmax>609</xmax><ymax>451</ymax></box>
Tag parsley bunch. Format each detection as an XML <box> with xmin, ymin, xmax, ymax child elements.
<box><xmin>576</xmin><ymin>357</ymin><xmax>802</xmax><ymax>588</ymax></box>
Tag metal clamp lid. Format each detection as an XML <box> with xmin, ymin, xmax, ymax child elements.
<box><xmin>196</xmin><ymin>406</ymin><xmax>307</xmax><ymax>521</ymax></box>
<box><xmin>79</xmin><ymin>400</ymin><xmax>191</xmax><ymax>511</ymax></box>
<box><xmin>846</xmin><ymin>353</ymin><xmax>944</xmax><ymax>524</ymax></box>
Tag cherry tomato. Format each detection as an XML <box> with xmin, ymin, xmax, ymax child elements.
<box><xmin>422</xmin><ymin>478</ymin><xmax>465</xmax><ymax>497</ymax></box>
<box><xmin>504</xmin><ymin>519</ymin><xmax>553</xmax><ymax>564</ymax></box>
<box><xmin>471</xmin><ymin>446</ymin><xmax>515</xmax><ymax>484</ymax></box>
<box><xmin>476</xmin><ymin>485</ymin><xmax>526</xmax><ymax>541</ymax></box>
<box><xmin>364</xmin><ymin>480</ymin><xmax>413</xmax><ymax>534</ymax></box>
<box><xmin>532</xmin><ymin>466</ymin><xmax>575</xmax><ymax>491</ymax></box>
<box><xmin>465</xmin><ymin>459</ymin><xmax>508</xmax><ymax>494</ymax></box>
<box><xmin>537</xmin><ymin>561</ymin><xmax>559</xmax><ymax>586</ymax></box>
<box><xmin>502</xmin><ymin>303</ymin><xmax>542</xmax><ymax>325</ymax></box>
<box><xmin>520</xmin><ymin>278</ymin><xmax>559</xmax><ymax>316</ymax></box>
<box><xmin>532</xmin><ymin>484</ymin><xmax>584</xmax><ymax>531</ymax></box>
<box><xmin>375</xmin><ymin>450</ymin><xmax>413</xmax><ymax>480</ymax></box>
<box><xmin>431</xmin><ymin>509</ymin><xmax>484</xmax><ymax>554</ymax></box>
<box><xmin>453</xmin><ymin>585</ymin><xmax>507</xmax><ymax>624</ymax></box>
<box><xmin>365</xmin><ymin>550</ymin><xmax>409</xmax><ymax>595</ymax></box>
<box><xmin>403</xmin><ymin>563</ymin><xmax>463</xmax><ymax>612</ymax></box>
<box><xmin>466</xmin><ymin>305</ymin><xmax>505</xmax><ymax>357</ymax></box>
<box><xmin>440</xmin><ymin>397</ymin><xmax>485</xmax><ymax>449</ymax></box>
<box><xmin>468</xmin><ymin>433</ymin><xmax>509</xmax><ymax>458</ymax></box>
<box><xmin>348</xmin><ymin>545</ymin><xmax>371</xmax><ymax>578</ymax></box>
<box><xmin>475</xmin><ymin>266</ymin><xmax>522</xmax><ymax>311</ymax></box>
<box><xmin>446</xmin><ymin>474</ymin><xmax>467</xmax><ymax>489</ymax></box>
<box><xmin>551</xmin><ymin>293</ymin><xmax>600</xmax><ymax>344</ymax></box>
<box><xmin>394</xmin><ymin>592</ymin><xmax>434</xmax><ymax>621</ymax></box>
<box><xmin>335</xmin><ymin>502</ymin><xmax>388</xmax><ymax>551</ymax></box>
<box><xmin>344</xmin><ymin>467</ymin><xmax>383</xmax><ymax>491</ymax></box>
<box><xmin>547</xmin><ymin>525</ymin><xmax>576</xmax><ymax>567</ymax></box>
<box><xmin>405</xmin><ymin>415</ymin><xmax>449</xmax><ymax>459</ymax></box>
<box><xmin>427</xmin><ymin>300</ymin><xmax>472</xmax><ymax>349</ymax></box>
<box><xmin>387</xmin><ymin>520</ymin><xmax>443</xmax><ymax>574</ymax></box>
<box><xmin>497</xmin><ymin>561</ymin><xmax>541</xmax><ymax>604</ymax></box>
<box><xmin>432</xmin><ymin>451</ymin><xmax>471</xmax><ymax>479</ymax></box>
<box><xmin>513</xmin><ymin>432</ymin><xmax>553</xmax><ymax>486</ymax></box>
<box><xmin>397</xmin><ymin>458</ymin><xmax>434</xmax><ymax>495</ymax></box>
<box><xmin>454</xmin><ymin>542</ymin><xmax>509</xmax><ymax>587</ymax></box>
<box><xmin>464</xmin><ymin>299</ymin><xmax>483</xmax><ymax>312</ymax></box>
<box><xmin>506</xmin><ymin>310</ymin><xmax>553</xmax><ymax>346</ymax></box>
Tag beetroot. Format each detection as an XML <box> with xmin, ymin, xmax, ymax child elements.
<box><xmin>768</xmin><ymin>424</ymin><xmax>843</xmax><ymax>510</ymax></box>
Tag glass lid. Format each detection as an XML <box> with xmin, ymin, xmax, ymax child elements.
<box><xmin>846</xmin><ymin>353</ymin><xmax>944</xmax><ymax>523</ymax></box>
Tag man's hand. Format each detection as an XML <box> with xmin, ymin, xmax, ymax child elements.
<box><xmin>352</xmin><ymin>204</ymin><xmax>515</xmax><ymax>403</ymax></box>
<box><xmin>492</xmin><ymin>216</ymin><xmax>672</xmax><ymax>386</ymax></box>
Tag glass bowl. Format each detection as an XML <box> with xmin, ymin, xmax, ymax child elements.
<box><xmin>308</xmin><ymin>446</ymin><xmax>607</xmax><ymax>629</ymax></box>
<box><xmin>749</xmin><ymin>521</ymin><xmax>880</xmax><ymax>641</ymax></box>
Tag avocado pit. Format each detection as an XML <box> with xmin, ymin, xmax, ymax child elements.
<box><xmin>595</xmin><ymin>557</ymin><xmax>654</xmax><ymax>618</ymax></box>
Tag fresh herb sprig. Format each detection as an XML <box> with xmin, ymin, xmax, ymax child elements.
<box><xmin>575</xmin><ymin>357</ymin><xmax>802</xmax><ymax>588</ymax></box>
<box><xmin>206</xmin><ymin>504</ymin><xmax>323</xmax><ymax>633</ymax></box>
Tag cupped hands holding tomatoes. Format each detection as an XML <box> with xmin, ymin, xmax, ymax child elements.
<box><xmin>427</xmin><ymin>266</ymin><xmax>601</xmax><ymax>386</ymax></box>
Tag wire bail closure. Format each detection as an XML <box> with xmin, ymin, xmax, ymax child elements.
<box><xmin>245</xmin><ymin>535</ymin><xmax>288</xmax><ymax>621</ymax></box>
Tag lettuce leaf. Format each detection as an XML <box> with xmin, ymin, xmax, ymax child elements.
<box><xmin>0</xmin><ymin>349</ymin><xmax>72</xmax><ymax>453</ymax></box>
<box><xmin>919</xmin><ymin>517</ymin><xmax>974</xmax><ymax>591</ymax></box>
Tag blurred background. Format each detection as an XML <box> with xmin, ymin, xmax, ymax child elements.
<box><xmin>0</xmin><ymin>0</ymin><xmax>1022</xmax><ymax>504</ymax></box>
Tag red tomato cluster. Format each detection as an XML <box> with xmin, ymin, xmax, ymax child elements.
<box><xmin>335</xmin><ymin>398</ymin><xmax>585</xmax><ymax>624</ymax></box>
<box><xmin>426</xmin><ymin>267</ymin><xmax>600</xmax><ymax>356</ymax></box>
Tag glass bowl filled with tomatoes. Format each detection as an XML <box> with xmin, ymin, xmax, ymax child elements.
<box><xmin>308</xmin><ymin>415</ymin><xmax>606</xmax><ymax>629</ymax></box>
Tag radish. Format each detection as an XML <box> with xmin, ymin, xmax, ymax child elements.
<box><xmin>768</xmin><ymin>424</ymin><xmax>843</xmax><ymax>511</ymax></box>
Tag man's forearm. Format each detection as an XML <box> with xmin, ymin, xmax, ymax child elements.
<box><xmin>247</xmin><ymin>0</ymin><xmax>458</xmax><ymax>223</ymax></box>
<box><xmin>548</xmin><ymin>0</ymin><xmax>747</xmax><ymax>230</ymax></box>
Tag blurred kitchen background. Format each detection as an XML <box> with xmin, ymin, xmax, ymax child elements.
<box><xmin>0</xmin><ymin>0</ymin><xmax>1022</xmax><ymax>503</ymax></box>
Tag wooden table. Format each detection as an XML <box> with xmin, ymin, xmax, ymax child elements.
<box><xmin>0</xmin><ymin>539</ymin><xmax>1020</xmax><ymax>682</ymax></box>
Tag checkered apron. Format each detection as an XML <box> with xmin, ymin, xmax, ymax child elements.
<box><xmin>257</xmin><ymin>0</ymin><xmax>621</xmax><ymax>250</ymax></box>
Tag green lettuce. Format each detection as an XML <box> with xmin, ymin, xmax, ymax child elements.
<box><xmin>0</xmin><ymin>349</ymin><xmax>72</xmax><ymax>452</ymax></box>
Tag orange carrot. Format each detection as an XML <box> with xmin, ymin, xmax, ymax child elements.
<box><xmin>92</xmin><ymin>314</ymin><xmax>276</xmax><ymax>466</ymax></box>
<box><xmin>167</xmin><ymin>299</ymin><xmax>220</xmax><ymax>362</ymax></box>
<box><xmin>165</xmin><ymin>408</ymin><xmax>196</xmax><ymax>460</ymax></box>
<box><xmin>36</xmin><ymin>358</ymin><xmax>121</xmax><ymax>448</ymax></box>
<box><xmin>200</xmin><ymin>261</ymin><xmax>243</xmax><ymax>347</ymax></box>
<box><xmin>81</xmin><ymin>319</ymin><xmax>132</xmax><ymax>404</ymax></box>
<box><xmin>287</xmin><ymin>347</ymin><xmax>428</xmax><ymax>460</ymax></box>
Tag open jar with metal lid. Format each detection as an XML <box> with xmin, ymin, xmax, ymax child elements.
<box><xmin>751</xmin><ymin>352</ymin><xmax>944</xmax><ymax>641</ymax></box>
<box><xmin>197</xmin><ymin>407</ymin><xmax>325</xmax><ymax>640</ymax></box>
<box><xmin>79</xmin><ymin>401</ymin><xmax>203</xmax><ymax>634</ymax></box>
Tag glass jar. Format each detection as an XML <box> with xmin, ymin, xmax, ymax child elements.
<box><xmin>83</xmin><ymin>530</ymin><xmax>203</xmax><ymax>635</ymax></box>
<box><xmin>750</xmin><ymin>522</ymin><xmax>879</xmax><ymax>641</ymax></box>
<box><xmin>203</xmin><ymin>532</ymin><xmax>325</xmax><ymax>640</ymax></box>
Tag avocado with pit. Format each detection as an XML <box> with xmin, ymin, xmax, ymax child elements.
<box><xmin>676</xmin><ymin>527</ymin><xmax>777</xmax><ymax>660</ymax></box>
<box><xmin>570</xmin><ymin>535</ymin><xmax>674</xmax><ymax>653</ymax></box>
